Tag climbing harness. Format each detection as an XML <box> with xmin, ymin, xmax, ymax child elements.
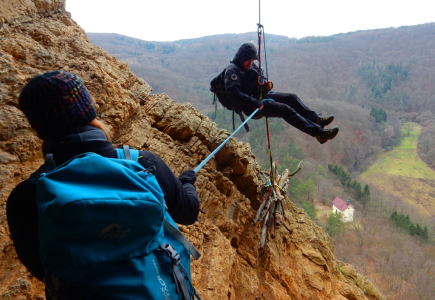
<box><xmin>194</xmin><ymin>108</ymin><xmax>260</xmax><ymax>173</ymax></box>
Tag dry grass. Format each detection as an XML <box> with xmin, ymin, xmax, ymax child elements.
<box><xmin>338</xmin><ymin>261</ymin><xmax>385</xmax><ymax>300</ymax></box>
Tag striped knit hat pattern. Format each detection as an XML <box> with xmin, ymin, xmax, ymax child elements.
<box><xmin>19</xmin><ymin>70</ymin><xmax>97</xmax><ymax>139</ymax></box>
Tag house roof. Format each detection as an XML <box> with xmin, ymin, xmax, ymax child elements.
<box><xmin>332</xmin><ymin>196</ymin><xmax>354</xmax><ymax>211</ymax></box>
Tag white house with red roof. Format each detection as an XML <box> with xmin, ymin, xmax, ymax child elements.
<box><xmin>332</xmin><ymin>197</ymin><xmax>355</xmax><ymax>222</ymax></box>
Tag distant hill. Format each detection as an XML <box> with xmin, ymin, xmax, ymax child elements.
<box><xmin>88</xmin><ymin>32</ymin><xmax>290</xmax><ymax>111</ymax></box>
<box><xmin>88</xmin><ymin>23</ymin><xmax>435</xmax><ymax>114</ymax></box>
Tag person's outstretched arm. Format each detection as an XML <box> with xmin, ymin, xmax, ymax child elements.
<box><xmin>138</xmin><ymin>151</ymin><xmax>200</xmax><ymax>225</ymax></box>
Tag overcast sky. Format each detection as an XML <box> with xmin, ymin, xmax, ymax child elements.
<box><xmin>66</xmin><ymin>0</ymin><xmax>434</xmax><ymax>42</ymax></box>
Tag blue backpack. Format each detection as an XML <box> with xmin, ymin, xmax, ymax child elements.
<box><xmin>29</xmin><ymin>146</ymin><xmax>201</xmax><ymax>300</ymax></box>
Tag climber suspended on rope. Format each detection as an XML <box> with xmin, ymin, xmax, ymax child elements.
<box><xmin>223</xmin><ymin>42</ymin><xmax>339</xmax><ymax>144</ymax></box>
<box><xmin>204</xmin><ymin>0</ymin><xmax>339</xmax><ymax>176</ymax></box>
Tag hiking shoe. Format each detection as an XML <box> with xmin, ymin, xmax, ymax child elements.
<box><xmin>316</xmin><ymin>115</ymin><xmax>335</xmax><ymax>128</ymax></box>
<box><xmin>316</xmin><ymin>127</ymin><xmax>339</xmax><ymax>144</ymax></box>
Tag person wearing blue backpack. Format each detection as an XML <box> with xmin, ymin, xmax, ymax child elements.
<box><xmin>7</xmin><ymin>70</ymin><xmax>201</xmax><ymax>299</ymax></box>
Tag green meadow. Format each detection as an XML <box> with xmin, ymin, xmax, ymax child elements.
<box><xmin>361</xmin><ymin>122</ymin><xmax>435</xmax><ymax>216</ymax></box>
<box><xmin>364</xmin><ymin>123</ymin><xmax>435</xmax><ymax>180</ymax></box>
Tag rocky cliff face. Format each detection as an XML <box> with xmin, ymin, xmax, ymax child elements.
<box><xmin>0</xmin><ymin>1</ymin><xmax>382</xmax><ymax>299</ymax></box>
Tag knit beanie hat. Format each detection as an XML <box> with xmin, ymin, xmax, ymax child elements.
<box><xmin>19</xmin><ymin>70</ymin><xmax>97</xmax><ymax>140</ymax></box>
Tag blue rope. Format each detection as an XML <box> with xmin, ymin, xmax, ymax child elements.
<box><xmin>194</xmin><ymin>108</ymin><xmax>260</xmax><ymax>173</ymax></box>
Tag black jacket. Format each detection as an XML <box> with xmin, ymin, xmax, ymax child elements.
<box><xmin>6</xmin><ymin>129</ymin><xmax>199</xmax><ymax>281</ymax></box>
<box><xmin>224</xmin><ymin>43</ymin><xmax>267</xmax><ymax>111</ymax></box>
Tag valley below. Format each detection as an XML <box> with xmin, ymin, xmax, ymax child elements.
<box><xmin>361</xmin><ymin>123</ymin><xmax>435</xmax><ymax>217</ymax></box>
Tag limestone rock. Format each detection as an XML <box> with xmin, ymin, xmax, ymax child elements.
<box><xmin>0</xmin><ymin>1</ymin><xmax>383</xmax><ymax>299</ymax></box>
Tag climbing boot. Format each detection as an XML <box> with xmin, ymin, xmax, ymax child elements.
<box><xmin>316</xmin><ymin>115</ymin><xmax>334</xmax><ymax>128</ymax></box>
<box><xmin>316</xmin><ymin>127</ymin><xmax>339</xmax><ymax>144</ymax></box>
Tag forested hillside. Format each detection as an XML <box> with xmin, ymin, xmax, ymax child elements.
<box><xmin>88</xmin><ymin>23</ymin><xmax>435</xmax><ymax>114</ymax></box>
<box><xmin>87</xmin><ymin>25</ymin><xmax>435</xmax><ymax>299</ymax></box>
<box><xmin>418</xmin><ymin>118</ymin><xmax>435</xmax><ymax>167</ymax></box>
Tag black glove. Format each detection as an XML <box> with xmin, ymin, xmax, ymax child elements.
<box><xmin>178</xmin><ymin>170</ymin><xmax>196</xmax><ymax>185</ymax></box>
<box><xmin>255</xmin><ymin>100</ymin><xmax>264</xmax><ymax>108</ymax></box>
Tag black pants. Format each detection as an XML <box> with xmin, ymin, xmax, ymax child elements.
<box><xmin>243</xmin><ymin>91</ymin><xmax>323</xmax><ymax>137</ymax></box>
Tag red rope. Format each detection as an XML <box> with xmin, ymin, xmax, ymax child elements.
<box><xmin>266</xmin><ymin>117</ymin><xmax>275</xmax><ymax>185</ymax></box>
<box><xmin>265</xmin><ymin>117</ymin><xmax>271</xmax><ymax>149</ymax></box>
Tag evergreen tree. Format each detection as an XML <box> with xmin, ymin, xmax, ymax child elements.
<box><xmin>405</xmin><ymin>215</ymin><xmax>411</xmax><ymax>228</ymax></box>
<box><xmin>288</xmin><ymin>178</ymin><xmax>303</xmax><ymax>203</ymax></box>
<box><xmin>409</xmin><ymin>223</ymin><xmax>417</xmax><ymax>236</ymax></box>
<box><xmin>389</xmin><ymin>211</ymin><xmax>430</xmax><ymax>242</ymax></box>
<box><xmin>326</xmin><ymin>212</ymin><xmax>345</xmax><ymax>237</ymax></box>
<box><xmin>328</xmin><ymin>164</ymin><xmax>370</xmax><ymax>205</ymax></box>
<box><xmin>422</xmin><ymin>226</ymin><xmax>429</xmax><ymax>242</ymax></box>
<box><xmin>301</xmin><ymin>200</ymin><xmax>318</xmax><ymax>220</ymax></box>
<box><xmin>302</xmin><ymin>178</ymin><xmax>316</xmax><ymax>200</ymax></box>
<box><xmin>415</xmin><ymin>224</ymin><xmax>423</xmax><ymax>237</ymax></box>
<box><xmin>370</xmin><ymin>107</ymin><xmax>388</xmax><ymax>123</ymax></box>
<box><xmin>363</xmin><ymin>184</ymin><xmax>371</xmax><ymax>198</ymax></box>
<box><xmin>390</xmin><ymin>210</ymin><xmax>398</xmax><ymax>221</ymax></box>
<box><xmin>318</xmin><ymin>165</ymin><xmax>327</xmax><ymax>178</ymax></box>
<box><xmin>360</xmin><ymin>184</ymin><xmax>371</xmax><ymax>206</ymax></box>
<box><xmin>328</xmin><ymin>164</ymin><xmax>333</xmax><ymax>173</ymax></box>
<box><xmin>359</xmin><ymin>62</ymin><xmax>410</xmax><ymax>106</ymax></box>
<box><xmin>353</xmin><ymin>181</ymin><xmax>363</xmax><ymax>199</ymax></box>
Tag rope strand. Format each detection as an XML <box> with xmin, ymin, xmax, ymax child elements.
<box><xmin>258</xmin><ymin>0</ymin><xmax>274</xmax><ymax>186</ymax></box>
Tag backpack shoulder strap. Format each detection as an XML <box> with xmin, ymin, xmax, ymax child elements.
<box><xmin>163</xmin><ymin>220</ymin><xmax>201</xmax><ymax>260</ymax></box>
<box><xmin>116</xmin><ymin>145</ymin><xmax>139</xmax><ymax>161</ymax></box>
<box><xmin>45</xmin><ymin>154</ymin><xmax>56</xmax><ymax>170</ymax></box>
